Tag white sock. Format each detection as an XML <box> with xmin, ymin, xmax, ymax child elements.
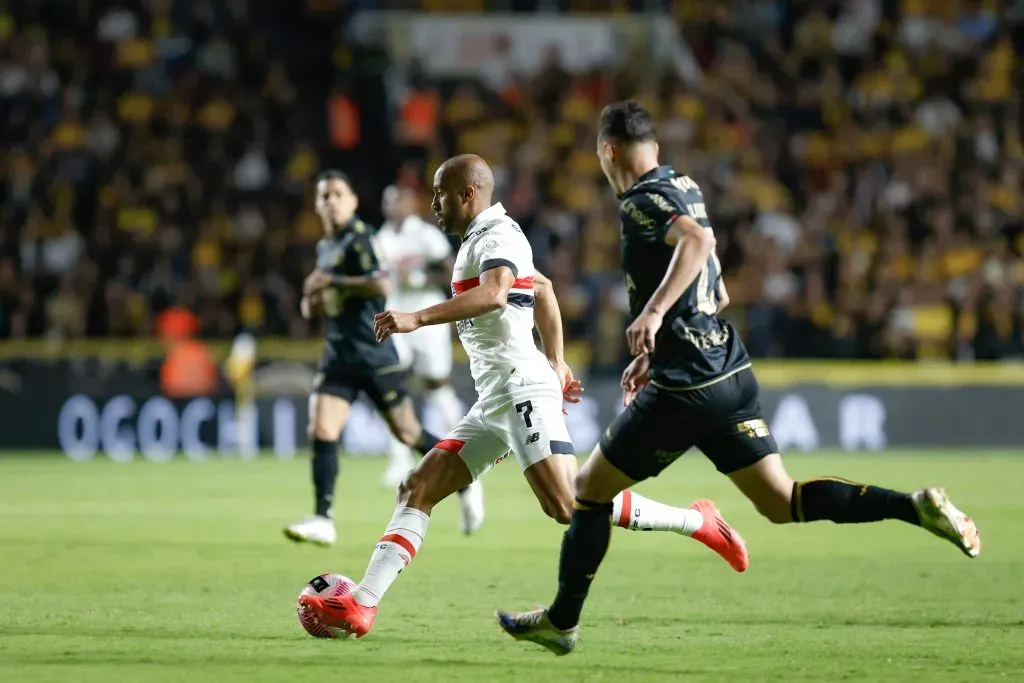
<box><xmin>386</xmin><ymin>434</ymin><xmax>416</xmax><ymax>471</ymax></box>
<box><xmin>612</xmin><ymin>490</ymin><xmax>704</xmax><ymax>535</ymax></box>
<box><xmin>425</xmin><ymin>385</ymin><xmax>462</xmax><ymax>432</ymax></box>
<box><xmin>354</xmin><ymin>506</ymin><xmax>430</xmax><ymax>607</ymax></box>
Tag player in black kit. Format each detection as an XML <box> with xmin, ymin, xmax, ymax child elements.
<box><xmin>497</xmin><ymin>102</ymin><xmax>981</xmax><ymax>655</ymax></box>
<box><xmin>284</xmin><ymin>170</ymin><xmax>453</xmax><ymax>546</ymax></box>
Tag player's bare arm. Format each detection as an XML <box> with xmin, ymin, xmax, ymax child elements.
<box><xmin>625</xmin><ymin>215</ymin><xmax>716</xmax><ymax>355</ymax></box>
<box><xmin>374</xmin><ymin>266</ymin><xmax>514</xmax><ymax>342</ymax></box>
<box><xmin>531</xmin><ymin>270</ymin><xmax>563</xmax><ymax>366</ymax></box>
<box><xmin>716</xmin><ymin>276</ymin><xmax>730</xmax><ymax>314</ymax></box>
<box><xmin>533</xmin><ymin>269</ymin><xmax>582</xmax><ymax>406</ymax></box>
<box><xmin>304</xmin><ymin>269</ymin><xmax>390</xmax><ymax>299</ymax></box>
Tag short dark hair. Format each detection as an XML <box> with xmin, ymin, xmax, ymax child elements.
<box><xmin>599</xmin><ymin>101</ymin><xmax>656</xmax><ymax>143</ymax></box>
<box><xmin>316</xmin><ymin>169</ymin><xmax>352</xmax><ymax>187</ymax></box>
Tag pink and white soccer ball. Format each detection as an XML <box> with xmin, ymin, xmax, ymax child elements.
<box><xmin>297</xmin><ymin>573</ymin><xmax>357</xmax><ymax>639</ymax></box>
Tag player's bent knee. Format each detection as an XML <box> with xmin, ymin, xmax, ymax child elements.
<box><xmin>572</xmin><ymin>470</ymin><xmax>592</xmax><ymax>495</ymax></box>
<box><xmin>750</xmin><ymin>488</ymin><xmax>793</xmax><ymax>524</ymax></box>
<box><xmin>308</xmin><ymin>393</ymin><xmax>347</xmax><ymax>442</ymax></box>
<box><xmin>572</xmin><ymin>451</ymin><xmax>631</xmax><ymax>502</ymax></box>
<box><xmin>729</xmin><ymin>453</ymin><xmax>795</xmax><ymax>524</ymax></box>
<box><xmin>572</xmin><ymin>452</ymin><xmax>601</xmax><ymax>492</ymax></box>
<box><xmin>756</xmin><ymin>502</ymin><xmax>793</xmax><ymax>524</ymax></box>
<box><xmin>386</xmin><ymin>405</ymin><xmax>423</xmax><ymax>447</ymax></box>
<box><xmin>310</xmin><ymin>420</ymin><xmax>341</xmax><ymax>442</ymax></box>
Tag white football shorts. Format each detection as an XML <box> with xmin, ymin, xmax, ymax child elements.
<box><xmin>436</xmin><ymin>377</ymin><xmax>574</xmax><ymax>480</ymax></box>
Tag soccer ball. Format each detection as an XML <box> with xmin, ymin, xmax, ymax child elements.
<box><xmin>297</xmin><ymin>573</ymin><xmax>356</xmax><ymax>639</ymax></box>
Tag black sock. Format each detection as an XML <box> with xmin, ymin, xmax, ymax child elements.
<box><xmin>792</xmin><ymin>478</ymin><xmax>920</xmax><ymax>525</ymax></box>
<box><xmin>311</xmin><ymin>438</ymin><xmax>339</xmax><ymax>518</ymax></box>
<box><xmin>547</xmin><ymin>498</ymin><xmax>614</xmax><ymax>631</ymax></box>
<box><xmin>413</xmin><ymin>429</ymin><xmax>441</xmax><ymax>457</ymax></box>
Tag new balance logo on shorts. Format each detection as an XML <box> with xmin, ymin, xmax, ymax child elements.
<box><xmin>525</xmin><ymin>432</ymin><xmax>540</xmax><ymax>445</ymax></box>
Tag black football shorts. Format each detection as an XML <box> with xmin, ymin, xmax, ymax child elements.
<box><xmin>313</xmin><ymin>359</ymin><xmax>408</xmax><ymax>412</ymax></box>
<box><xmin>600</xmin><ymin>367</ymin><xmax>778</xmax><ymax>480</ymax></box>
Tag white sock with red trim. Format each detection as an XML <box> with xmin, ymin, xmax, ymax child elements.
<box><xmin>353</xmin><ymin>506</ymin><xmax>430</xmax><ymax>607</ymax></box>
<box><xmin>612</xmin><ymin>490</ymin><xmax>704</xmax><ymax>536</ymax></box>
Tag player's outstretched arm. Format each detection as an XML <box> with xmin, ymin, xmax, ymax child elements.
<box><xmin>330</xmin><ymin>273</ymin><xmax>390</xmax><ymax>298</ymax></box>
<box><xmin>418</xmin><ymin>265</ymin><xmax>514</xmax><ymax>325</ymax></box>
<box><xmin>374</xmin><ymin>266</ymin><xmax>514</xmax><ymax>342</ymax></box>
<box><xmin>626</xmin><ymin>216</ymin><xmax>716</xmax><ymax>355</ymax></box>
<box><xmin>303</xmin><ymin>269</ymin><xmax>391</xmax><ymax>299</ymax></box>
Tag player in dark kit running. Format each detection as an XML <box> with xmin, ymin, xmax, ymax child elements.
<box><xmin>496</xmin><ymin>101</ymin><xmax>982</xmax><ymax>656</ymax></box>
<box><xmin>284</xmin><ymin>170</ymin><xmax>475</xmax><ymax>545</ymax></box>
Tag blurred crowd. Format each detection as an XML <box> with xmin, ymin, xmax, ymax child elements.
<box><xmin>0</xmin><ymin>0</ymin><xmax>339</xmax><ymax>343</ymax></box>
<box><xmin>2</xmin><ymin>0</ymin><xmax>1023</xmax><ymax>369</ymax></box>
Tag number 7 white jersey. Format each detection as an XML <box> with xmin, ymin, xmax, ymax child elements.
<box><xmin>450</xmin><ymin>202</ymin><xmax>559</xmax><ymax>398</ymax></box>
<box><xmin>440</xmin><ymin>202</ymin><xmax>574</xmax><ymax>480</ymax></box>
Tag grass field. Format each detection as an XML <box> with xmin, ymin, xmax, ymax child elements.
<box><xmin>0</xmin><ymin>451</ymin><xmax>1021</xmax><ymax>683</ymax></box>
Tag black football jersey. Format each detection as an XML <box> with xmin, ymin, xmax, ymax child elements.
<box><xmin>316</xmin><ymin>218</ymin><xmax>400</xmax><ymax>370</ymax></box>
<box><xmin>618</xmin><ymin>165</ymin><xmax>750</xmax><ymax>388</ymax></box>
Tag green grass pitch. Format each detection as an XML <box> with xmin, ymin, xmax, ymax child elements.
<box><xmin>1</xmin><ymin>451</ymin><xmax>1021</xmax><ymax>683</ymax></box>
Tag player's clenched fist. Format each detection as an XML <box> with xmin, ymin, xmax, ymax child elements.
<box><xmin>374</xmin><ymin>310</ymin><xmax>420</xmax><ymax>342</ymax></box>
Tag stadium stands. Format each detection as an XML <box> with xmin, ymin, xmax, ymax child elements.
<box><xmin>2</xmin><ymin>0</ymin><xmax>1021</xmax><ymax>369</ymax></box>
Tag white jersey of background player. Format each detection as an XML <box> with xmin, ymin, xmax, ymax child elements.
<box><xmin>299</xmin><ymin>155</ymin><xmax>745</xmax><ymax>640</ymax></box>
<box><xmin>376</xmin><ymin>185</ymin><xmax>482</xmax><ymax>531</ymax></box>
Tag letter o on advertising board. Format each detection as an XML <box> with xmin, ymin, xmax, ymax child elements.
<box><xmin>137</xmin><ymin>396</ymin><xmax>179</xmax><ymax>463</ymax></box>
<box><xmin>58</xmin><ymin>394</ymin><xmax>100</xmax><ymax>462</ymax></box>
<box><xmin>101</xmin><ymin>395</ymin><xmax>137</xmax><ymax>463</ymax></box>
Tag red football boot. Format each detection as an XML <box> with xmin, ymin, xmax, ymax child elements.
<box><xmin>690</xmin><ymin>498</ymin><xmax>750</xmax><ymax>572</ymax></box>
<box><xmin>299</xmin><ymin>592</ymin><xmax>377</xmax><ymax>638</ymax></box>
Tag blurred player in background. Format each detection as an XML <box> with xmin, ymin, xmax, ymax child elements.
<box><xmin>224</xmin><ymin>333</ymin><xmax>257</xmax><ymax>458</ymax></box>
<box><xmin>497</xmin><ymin>102</ymin><xmax>982</xmax><ymax>656</ymax></box>
<box><xmin>376</xmin><ymin>185</ymin><xmax>484</xmax><ymax>534</ymax></box>
<box><xmin>283</xmin><ymin>170</ymin><xmax>444</xmax><ymax>547</ymax></box>
<box><xmin>298</xmin><ymin>155</ymin><xmax>748</xmax><ymax>639</ymax></box>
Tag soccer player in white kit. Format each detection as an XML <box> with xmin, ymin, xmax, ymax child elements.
<box><xmin>376</xmin><ymin>185</ymin><xmax>485</xmax><ymax>534</ymax></box>
<box><xmin>299</xmin><ymin>155</ymin><xmax>749</xmax><ymax>639</ymax></box>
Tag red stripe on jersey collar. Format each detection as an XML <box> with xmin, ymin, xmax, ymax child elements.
<box><xmin>452</xmin><ymin>275</ymin><xmax>533</xmax><ymax>295</ymax></box>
